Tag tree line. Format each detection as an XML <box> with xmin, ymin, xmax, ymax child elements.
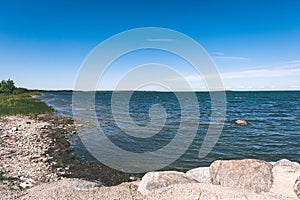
<box><xmin>0</xmin><ymin>79</ymin><xmax>28</xmax><ymax>95</ymax></box>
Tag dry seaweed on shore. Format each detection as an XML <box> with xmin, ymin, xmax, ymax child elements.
<box><xmin>41</xmin><ymin>114</ymin><xmax>136</xmax><ymax>186</ymax></box>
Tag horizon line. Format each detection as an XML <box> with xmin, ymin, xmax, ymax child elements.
<box><xmin>30</xmin><ymin>89</ymin><xmax>300</xmax><ymax>92</ymax></box>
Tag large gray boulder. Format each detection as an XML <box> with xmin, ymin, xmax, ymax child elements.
<box><xmin>210</xmin><ymin>159</ymin><xmax>273</xmax><ymax>193</ymax></box>
<box><xmin>270</xmin><ymin>159</ymin><xmax>300</xmax><ymax>198</ymax></box>
<box><xmin>186</xmin><ymin>167</ymin><xmax>211</xmax><ymax>184</ymax></box>
<box><xmin>138</xmin><ymin>171</ymin><xmax>197</xmax><ymax>195</ymax></box>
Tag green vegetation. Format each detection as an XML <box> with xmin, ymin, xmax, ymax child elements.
<box><xmin>0</xmin><ymin>79</ymin><xmax>53</xmax><ymax>115</ymax></box>
<box><xmin>0</xmin><ymin>170</ymin><xmax>16</xmax><ymax>182</ymax></box>
<box><xmin>0</xmin><ymin>79</ymin><xmax>15</xmax><ymax>95</ymax></box>
<box><xmin>0</xmin><ymin>92</ymin><xmax>54</xmax><ymax>115</ymax></box>
<box><xmin>13</xmin><ymin>87</ymin><xmax>29</xmax><ymax>95</ymax></box>
<box><xmin>0</xmin><ymin>79</ymin><xmax>29</xmax><ymax>95</ymax></box>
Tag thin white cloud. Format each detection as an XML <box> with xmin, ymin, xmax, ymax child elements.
<box><xmin>276</xmin><ymin>60</ymin><xmax>300</xmax><ymax>69</ymax></box>
<box><xmin>236</xmin><ymin>61</ymin><xmax>300</xmax><ymax>73</ymax></box>
<box><xmin>222</xmin><ymin>61</ymin><xmax>300</xmax><ymax>79</ymax></box>
<box><xmin>168</xmin><ymin>74</ymin><xmax>202</xmax><ymax>81</ymax></box>
<box><xmin>222</xmin><ymin>69</ymin><xmax>276</xmax><ymax>79</ymax></box>
<box><xmin>286</xmin><ymin>60</ymin><xmax>300</xmax><ymax>64</ymax></box>
<box><xmin>145</xmin><ymin>38</ymin><xmax>175</xmax><ymax>42</ymax></box>
<box><xmin>214</xmin><ymin>55</ymin><xmax>249</xmax><ymax>61</ymax></box>
<box><xmin>221</xmin><ymin>60</ymin><xmax>300</xmax><ymax>90</ymax></box>
<box><xmin>211</xmin><ymin>52</ymin><xmax>224</xmax><ymax>56</ymax></box>
<box><xmin>168</xmin><ymin>59</ymin><xmax>300</xmax><ymax>83</ymax></box>
<box><xmin>211</xmin><ymin>51</ymin><xmax>249</xmax><ymax>61</ymax></box>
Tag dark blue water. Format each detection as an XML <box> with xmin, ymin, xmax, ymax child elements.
<box><xmin>39</xmin><ymin>91</ymin><xmax>300</xmax><ymax>171</ymax></box>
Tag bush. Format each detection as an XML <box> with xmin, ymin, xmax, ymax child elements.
<box><xmin>0</xmin><ymin>79</ymin><xmax>15</xmax><ymax>95</ymax></box>
<box><xmin>13</xmin><ymin>87</ymin><xmax>29</xmax><ymax>95</ymax></box>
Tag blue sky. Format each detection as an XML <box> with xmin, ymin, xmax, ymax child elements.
<box><xmin>0</xmin><ymin>0</ymin><xmax>300</xmax><ymax>90</ymax></box>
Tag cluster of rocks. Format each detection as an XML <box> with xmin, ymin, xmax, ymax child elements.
<box><xmin>0</xmin><ymin>115</ymin><xmax>75</xmax><ymax>190</ymax></box>
<box><xmin>138</xmin><ymin>159</ymin><xmax>300</xmax><ymax>199</ymax></box>
<box><xmin>6</xmin><ymin>158</ymin><xmax>298</xmax><ymax>200</ymax></box>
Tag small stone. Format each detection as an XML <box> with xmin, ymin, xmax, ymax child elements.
<box><xmin>10</xmin><ymin>185</ymin><xmax>20</xmax><ymax>190</ymax></box>
<box><xmin>26</xmin><ymin>178</ymin><xmax>35</xmax><ymax>184</ymax></box>
<box><xmin>1</xmin><ymin>133</ymin><xmax>9</xmax><ymax>138</ymax></box>
<box><xmin>31</xmin><ymin>154</ymin><xmax>41</xmax><ymax>159</ymax></box>
<box><xmin>20</xmin><ymin>182</ymin><xmax>33</xmax><ymax>189</ymax></box>
<box><xmin>73</xmin><ymin>181</ymin><xmax>101</xmax><ymax>190</ymax></box>
<box><xmin>42</xmin><ymin>157</ymin><xmax>50</xmax><ymax>162</ymax></box>
<box><xmin>12</xmin><ymin>126</ymin><xmax>18</xmax><ymax>131</ymax></box>
<box><xmin>41</xmin><ymin>125</ymin><xmax>48</xmax><ymax>129</ymax></box>
<box><xmin>57</xmin><ymin>167</ymin><xmax>62</xmax><ymax>172</ymax></box>
<box><xmin>59</xmin><ymin>171</ymin><xmax>66</xmax><ymax>175</ymax></box>
<box><xmin>51</xmin><ymin>161</ymin><xmax>58</xmax><ymax>166</ymax></box>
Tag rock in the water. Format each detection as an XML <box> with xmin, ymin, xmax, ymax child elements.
<box><xmin>294</xmin><ymin>176</ymin><xmax>300</xmax><ymax>198</ymax></box>
<box><xmin>138</xmin><ymin>171</ymin><xmax>197</xmax><ymax>195</ymax></box>
<box><xmin>235</xmin><ymin>120</ymin><xmax>250</xmax><ymax>126</ymax></box>
<box><xmin>210</xmin><ymin>159</ymin><xmax>273</xmax><ymax>193</ymax></box>
<box><xmin>270</xmin><ymin>159</ymin><xmax>300</xmax><ymax>198</ymax></box>
<box><xmin>186</xmin><ymin>167</ymin><xmax>211</xmax><ymax>184</ymax></box>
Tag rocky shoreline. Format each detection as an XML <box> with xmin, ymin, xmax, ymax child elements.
<box><xmin>0</xmin><ymin>114</ymin><xmax>299</xmax><ymax>199</ymax></box>
<box><xmin>0</xmin><ymin>114</ymin><xmax>134</xmax><ymax>198</ymax></box>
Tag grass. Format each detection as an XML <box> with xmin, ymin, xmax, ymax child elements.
<box><xmin>0</xmin><ymin>170</ymin><xmax>17</xmax><ymax>183</ymax></box>
<box><xmin>0</xmin><ymin>171</ymin><xmax>3</xmax><ymax>180</ymax></box>
<box><xmin>0</xmin><ymin>92</ymin><xmax>54</xmax><ymax>116</ymax></box>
